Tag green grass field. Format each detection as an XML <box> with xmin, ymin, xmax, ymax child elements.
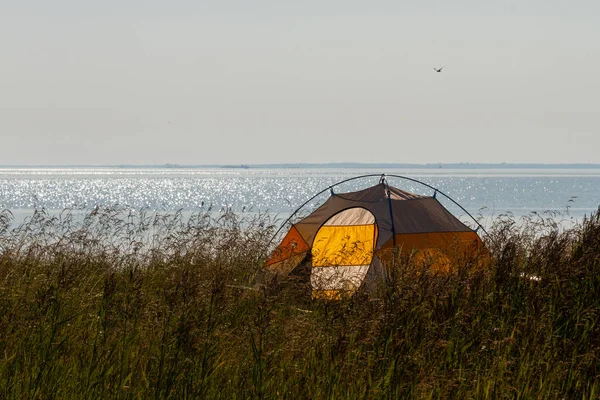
<box><xmin>0</xmin><ymin>207</ymin><xmax>599</xmax><ymax>398</ymax></box>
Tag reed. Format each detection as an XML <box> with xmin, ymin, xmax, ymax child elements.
<box><xmin>0</xmin><ymin>206</ymin><xmax>599</xmax><ymax>398</ymax></box>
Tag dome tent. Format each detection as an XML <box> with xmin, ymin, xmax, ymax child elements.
<box><xmin>264</xmin><ymin>174</ymin><xmax>487</xmax><ymax>299</ymax></box>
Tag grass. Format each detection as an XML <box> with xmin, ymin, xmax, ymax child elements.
<box><xmin>0</xmin><ymin>206</ymin><xmax>599</xmax><ymax>398</ymax></box>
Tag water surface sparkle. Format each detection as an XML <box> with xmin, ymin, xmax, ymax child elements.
<box><xmin>1</xmin><ymin>168</ymin><xmax>598</xmax><ymax>227</ymax></box>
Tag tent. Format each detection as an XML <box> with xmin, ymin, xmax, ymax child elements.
<box><xmin>264</xmin><ymin>175</ymin><xmax>487</xmax><ymax>299</ymax></box>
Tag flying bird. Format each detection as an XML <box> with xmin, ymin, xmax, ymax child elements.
<box><xmin>434</xmin><ymin>67</ymin><xmax>443</xmax><ymax>72</ymax></box>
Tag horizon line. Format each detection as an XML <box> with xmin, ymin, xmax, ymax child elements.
<box><xmin>2</xmin><ymin>162</ymin><xmax>600</xmax><ymax>169</ymax></box>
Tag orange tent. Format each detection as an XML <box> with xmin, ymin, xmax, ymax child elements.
<box><xmin>265</xmin><ymin>175</ymin><xmax>487</xmax><ymax>299</ymax></box>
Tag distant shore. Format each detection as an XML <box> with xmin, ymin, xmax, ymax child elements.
<box><xmin>2</xmin><ymin>162</ymin><xmax>600</xmax><ymax>169</ymax></box>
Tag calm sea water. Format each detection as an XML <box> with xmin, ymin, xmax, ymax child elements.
<box><xmin>1</xmin><ymin>167</ymin><xmax>599</xmax><ymax>228</ymax></box>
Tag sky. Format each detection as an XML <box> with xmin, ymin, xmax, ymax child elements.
<box><xmin>1</xmin><ymin>1</ymin><xmax>599</xmax><ymax>165</ymax></box>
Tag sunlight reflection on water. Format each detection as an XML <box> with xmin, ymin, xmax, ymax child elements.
<box><xmin>1</xmin><ymin>167</ymin><xmax>598</xmax><ymax>228</ymax></box>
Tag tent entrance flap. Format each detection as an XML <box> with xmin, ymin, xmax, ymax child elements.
<box><xmin>311</xmin><ymin>208</ymin><xmax>378</xmax><ymax>298</ymax></box>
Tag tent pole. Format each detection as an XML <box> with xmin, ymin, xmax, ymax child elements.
<box><xmin>383</xmin><ymin>176</ymin><xmax>397</xmax><ymax>273</ymax></box>
<box><xmin>384</xmin><ymin>174</ymin><xmax>490</xmax><ymax>238</ymax></box>
<box><xmin>264</xmin><ymin>173</ymin><xmax>492</xmax><ymax>258</ymax></box>
<box><xmin>264</xmin><ymin>174</ymin><xmax>384</xmax><ymax>250</ymax></box>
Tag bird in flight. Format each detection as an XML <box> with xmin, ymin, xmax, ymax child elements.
<box><xmin>434</xmin><ymin>67</ymin><xmax>443</xmax><ymax>72</ymax></box>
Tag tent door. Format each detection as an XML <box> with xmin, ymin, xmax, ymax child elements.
<box><xmin>311</xmin><ymin>207</ymin><xmax>378</xmax><ymax>299</ymax></box>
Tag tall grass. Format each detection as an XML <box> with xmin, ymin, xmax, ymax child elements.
<box><xmin>0</xmin><ymin>206</ymin><xmax>599</xmax><ymax>398</ymax></box>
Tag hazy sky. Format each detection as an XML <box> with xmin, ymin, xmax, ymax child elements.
<box><xmin>1</xmin><ymin>1</ymin><xmax>599</xmax><ymax>165</ymax></box>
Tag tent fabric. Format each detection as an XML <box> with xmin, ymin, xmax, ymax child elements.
<box><xmin>265</xmin><ymin>225</ymin><xmax>309</xmax><ymax>266</ymax></box>
<box><xmin>312</xmin><ymin>207</ymin><xmax>377</xmax><ymax>266</ymax></box>
<box><xmin>322</xmin><ymin>206</ymin><xmax>377</xmax><ymax>226</ymax></box>
<box><xmin>311</xmin><ymin>265</ymin><xmax>371</xmax><ymax>291</ymax></box>
<box><xmin>382</xmin><ymin>231</ymin><xmax>482</xmax><ymax>251</ymax></box>
<box><xmin>378</xmin><ymin>231</ymin><xmax>485</xmax><ymax>274</ymax></box>
<box><xmin>388</xmin><ymin>198</ymin><xmax>472</xmax><ymax>234</ymax></box>
<box><xmin>311</xmin><ymin>207</ymin><xmax>378</xmax><ymax>297</ymax></box>
<box><xmin>264</xmin><ymin>182</ymin><xmax>486</xmax><ymax>298</ymax></box>
<box><xmin>312</xmin><ymin>224</ymin><xmax>377</xmax><ymax>266</ymax></box>
<box><xmin>291</xmin><ymin>184</ymin><xmax>471</xmax><ymax>250</ymax></box>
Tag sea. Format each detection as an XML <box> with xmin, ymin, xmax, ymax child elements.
<box><xmin>1</xmin><ymin>167</ymin><xmax>599</xmax><ymax>230</ymax></box>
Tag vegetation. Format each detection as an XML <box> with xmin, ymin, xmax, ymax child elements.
<box><xmin>0</xmin><ymin>206</ymin><xmax>599</xmax><ymax>399</ymax></box>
